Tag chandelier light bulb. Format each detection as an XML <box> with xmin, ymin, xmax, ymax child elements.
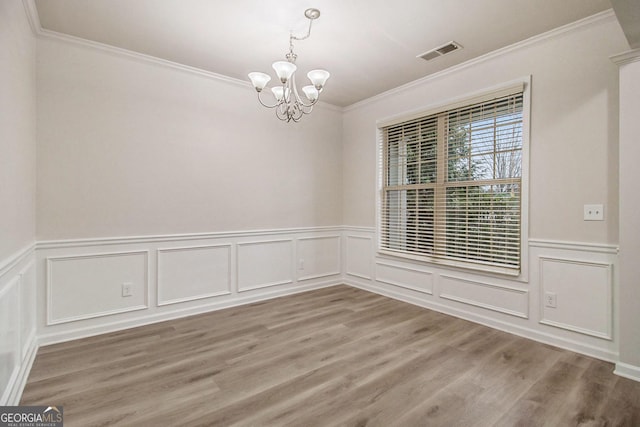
<box><xmin>307</xmin><ymin>69</ymin><xmax>330</xmax><ymax>90</ymax></box>
<box><xmin>272</xmin><ymin>61</ymin><xmax>297</xmax><ymax>84</ymax></box>
<box><xmin>302</xmin><ymin>85</ymin><xmax>319</xmax><ymax>102</ymax></box>
<box><xmin>271</xmin><ymin>86</ymin><xmax>290</xmax><ymax>101</ymax></box>
<box><xmin>248</xmin><ymin>72</ymin><xmax>271</xmax><ymax>92</ymax></box>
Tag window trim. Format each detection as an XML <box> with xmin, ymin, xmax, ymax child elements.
<box><xmin>375</xmin><ymin>77</ymin><xmax>531</xmax><ymax>280</ymax></box>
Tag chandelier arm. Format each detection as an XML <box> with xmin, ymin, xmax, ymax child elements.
<box><xmin>299</xmin><ymin>104</ymin><xmax>314</xmax><ymax>114</ymax></box>
<box><xmin>291</xmin><ymin>103</ymin><xmax>303</xmax><ymax>122</ymax></box>
<box><xmin>275</xmin><ymin>102</ymin><xmax>290</xmax><ymax>121</ymax></box>
<box><xmin>289</xmin><ymin>74</ymin><xmax>317</xmax><ymax>109</ymax></box>
<box><xmin>296</xmin><ymin>95</ymin><xmax>318</xmax><ymax>109</ymax></box>
<box><xmin>256</xmin><ymin>91</ymin><xmax>281</xmax><ymax>109</ymax></box>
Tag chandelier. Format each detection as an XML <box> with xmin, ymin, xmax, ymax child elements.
<box><xmin>248</xmin><ymin>8</ymin><xmax>330</xmax><ymax>123</ymax></box>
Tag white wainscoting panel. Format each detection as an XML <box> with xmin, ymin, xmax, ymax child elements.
<box><xmin>0</xmin><ymin>277</ymin><xmax>20</xmax><ymax>404</ymax></box>
<box><xmin>0</xmin><ymin>246</ymin><xmax>38</xmax><ymax>406</ymax></box>
<box><xmin>297</xmin><ymin>236</ymin><xmax>341</xmax><ymax>281</ymax></box>
<box><xmin>19</xmin><ymin>262</ymin><xmax>36</xmax><ymax>359</ymax></box>
<box><xmin>157</xmin><ymin>245</ymin><xmax>231</xmax><ymax>306</ymax></box>
<box><xmin>36</xmin><ymin>228</ymin><xmax>343</xmax><ymax>346</ymax></box>
<box><xmin>345</xmin><ymin>235</ymin><xmax>373</xmax><ymax>280</ymax></box>
<box><xmin>341</xmin><ymin>228</ymin><xmax>619</xmax><ymax>362</ymax></box>
<box><xmin>47</xmin><ymin>251</ymin><xmax>149</xmax><ymax>325</ymax></box>
<box><xmin>439</xmin><ymin>274</ymin><xmax>529</xmax><ymax>318</ymax></box>
<box><xmin>375</xmin><ymin>261</ymin><xmax>433</xmax><ymax>295</ymax></box>
<box><xmin>539</xmin><ymin>257</ymin><xmax>612</xmax><ymax>339</ymax></box>
<box><xmin>237</xmin><ymin>240</ymin><xmax>294</xmax><ymax>292</ymax></box>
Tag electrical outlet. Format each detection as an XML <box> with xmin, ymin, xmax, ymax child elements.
<box><xmin>122</xmin><ymin>282</ymin><xmax>133</xmax><ymax>297</ymax></box>
<box><xmin>544</xmin><ymin>292</ymin><xmax>557</xmax><ymax>308</ymax></box>
<box><xmin>298</xmin><ymin>259</ymin><xmax>304</xmax><ymax>270</ymax></box>
<box><xmin>584</xmin><ymin>204</ymin><xmax>604</xmax><ymax>221</ymax></box>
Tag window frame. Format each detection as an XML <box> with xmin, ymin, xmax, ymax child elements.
<box><xmin>376</xmin><ymin>78</ymin><xmax>531</xmax><ymax>279</ymax></box>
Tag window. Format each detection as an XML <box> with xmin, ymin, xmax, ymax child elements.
<box><xmin>379</xmin><ymin>84</ymin><xmax>525</xmax><ymax>275</ymax></box>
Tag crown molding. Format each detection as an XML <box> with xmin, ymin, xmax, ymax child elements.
<box><xmin>38</xmin><ymin>28</ymin><xmax>251</xmax><ymax>89</ymax></box>
<box><xmin>610</xmin><ymin>48</ymin><xmax>640</xmax><ymax>66</ymax></box>
<box><xmin>22</xmin><ymin>0</ymin><xmax>246</xmax><ymax>89</ymax></box>
<box><xmin>37</xmin><ymin>28</ymin><xmax>343</xmax><ymax>112</ymax></box>
<box><xmin>22</xmin><ymin>0</ymin><xmax>41</xmax><ymax>36</ymax></box>
<box><xmin>21</xmin><ymin>0</ymin><xmax>342</xmax><ymax>112</ymax></box>
<box><xmin>22</xmin><ymin>0</ymin><xmax>612</xmax><ymax>114</ymax></box>
<box><xmin>344</xmin><ymin>9</ymin><xmax>618</xmax><ymax>112</ymax></box>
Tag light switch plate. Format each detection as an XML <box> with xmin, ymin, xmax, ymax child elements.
<box><xmin>584</xmin><ymin>204</ymin><xmax>604</xmax><ymax>221</ymax></box>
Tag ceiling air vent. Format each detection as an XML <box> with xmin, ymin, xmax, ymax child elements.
<box><xmin>417</xmin><ymin>41</ymin><xmax>463</xmax><ymax>61</ymax></box>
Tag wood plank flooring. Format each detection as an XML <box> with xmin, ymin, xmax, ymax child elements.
<box><xmin>21</xmin><ymin>285</ymin><xmax>640</xmax><ymax>426</ymax></box>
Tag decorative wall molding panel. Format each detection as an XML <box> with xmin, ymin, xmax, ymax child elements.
<box><xmin>539</xmin><ymin>257</ymin><xmax>613</xmax><ymax>339</ymax></box>
<box><xmin>35</xmin><ymin>227</ymin><xmax>344</xmax><ymax>346</ymax></box>
<box><xmin>4</xmin><ymin>226</ymin><xmax>631</xmax><ymax>403</ymax></box>
<box><xmin>0</xmin><ymin>249</ymin><xmax>37</xmax><ymax>405</ymax></box>
<box><xmin>345</xmin><ymin>234</ymin><xmax>373</xmax><ymax>280</ymax></box>
<box><xmin>237</xmin><ymin>240</ymin><xmax>294</xmax><ymax>292</ymax></box>
<box><xmin>157</xmin><ymin>244</ymin><xmax>232</xmax><ymax>306</ymax></box>
<box><xmin>46</xmin><ymin>251</ymin><xmax>149</xmax><ymax>325</ymax></box>
<box><xmin>0</xmin><ymin>277</ymin><xmax>21</xmax><ymax>404</ymax></box>
<box><xmin>341</xmin><ymin>227</ymin><xmax>619</xmax><ymax>363</ymax></box>
<box><xmin>19</xmin><ymin>261</ymin><xmax>36</xmax><ymax>359</ymax></box>
<box><xmin>375</xmin><ymin>260</ymin><xmax>434</xmax><ymax>295</ymax></box>
<box><xmin>296</xmin><ymin>235</ymin><xmax>341</xmax><ymax>281</ymax></box>
<box><xmin>439</xmin><ymin>274</ymin><xmax>529</xmax><ymax>319</ymax></box>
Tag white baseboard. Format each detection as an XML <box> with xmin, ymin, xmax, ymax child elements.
<box><xmin>3</xmin><ymin>334</ymin><xmax>38</xmax><ymax>405</ymax></box>
<box><xmin>346</xmin><ymin>279</ymin><xmax>618</xmax><ymax>363</ymax></box>
<box><xmin>614</xmin><ymin>362</ymin><xmax>640</xmax><ymax>382</ymax></box>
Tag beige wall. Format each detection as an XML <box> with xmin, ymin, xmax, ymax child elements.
<box><xmin>0</xmin><ymin>1</ymin><xmax>36</xmax><ymax>261</ymax></box>
<box><xmin>342</xmin><ymin>15</ymin><xmax>626</xmax><ymax>244</ymax></box>
<box><xmin>36</xmin><ymin>38</ymin><xmax>343</xmax><ymax>240</ymax></box>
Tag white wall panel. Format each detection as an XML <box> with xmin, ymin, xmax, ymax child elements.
<box><xmin>237</xmin><ymin>240</ymin><xmax>294</xmax><ymax>292</ymax></box>
<box><xmin>439</xmin><ymin>274</ymin><xmax>529</xmax><ymax>318</ymax></box>
<box><xmin>19</xmin><ymin>262</ymin><xmax>36</xmax><ymax>358</ymax></box>
<box><xmin>47</xmin><ymin>251</ymin><xmax>148</xmax><ymax>324</ymax></box>
<box><xmin>539</xmin><ymin>257</ymin><xmax>612</xmax><ymax>339</ymax></box>
<box><xmin>157</xmin><ymin>245</ymin><xmax>231</xmax><ymax>305</ymax></box>
<box><xmin>346</xmin><ymin>235</ymin><xmax>373</xmax><ymax>280</ymax></box>
<box><xmin>297</xmin><ymin>236</ymin><xmax>341</xmax><ymax>281</ymax></box>
<box><xmin>36</xmin><ymin>228</ymin><xmax>343</xmax><ymax>345</ymax></box>
<box><xmin>0</xmin><ymin>277</ymin><xmax>20</xmax><ymax>404</ymax></box>
<box><xmin>375</xmin><ymin>261</ymin><xmax>433</xmax><ymax>294</ymax></box>
<box><xmin>615</xmin><ymin>50</ymin><xmax>640</xmax><ymax>378</ymax></box>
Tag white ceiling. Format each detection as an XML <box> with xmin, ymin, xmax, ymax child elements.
<box><xmin>33</xmin><ymin>0</ymin><xmax>613</xmax><ymax>107</ymax></box>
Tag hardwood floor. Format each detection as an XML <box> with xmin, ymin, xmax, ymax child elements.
<box><xmin>21</xmin><ymin>285</ymin><xmax>640</xmax><ymax>426</ymax></box>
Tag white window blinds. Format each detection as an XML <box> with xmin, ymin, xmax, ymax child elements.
<box><xmin>380</xmin><ymin>89</ymin><xmax>524</xmax><ymax>274</ymax></box>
